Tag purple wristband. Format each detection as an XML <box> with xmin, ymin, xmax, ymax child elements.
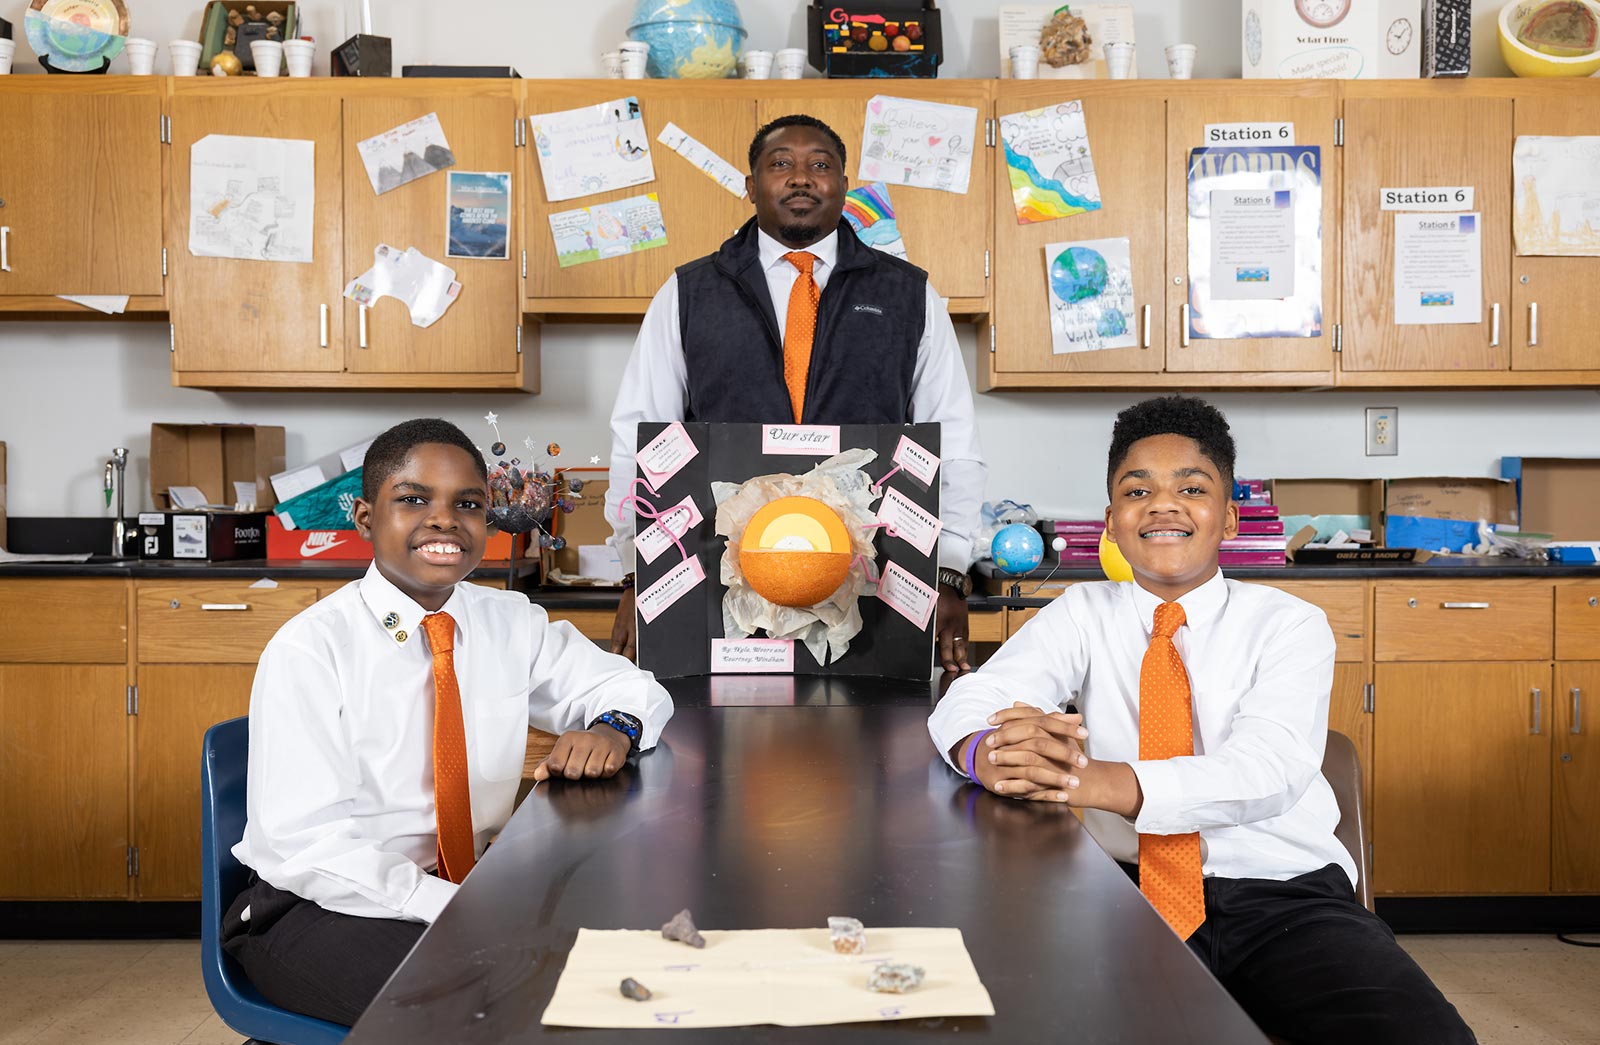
<box><xmin>964</xmin><ymin>728</ymin><xmax>997</xmax><ymax>782</ymax></box>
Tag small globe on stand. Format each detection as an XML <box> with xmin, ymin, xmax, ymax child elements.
<box><xmin>991</xmin><ymin>523</ymin><xmax>1045</xmax><ymax>576</ymax></box>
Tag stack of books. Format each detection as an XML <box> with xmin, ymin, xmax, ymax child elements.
<box><xmin>1039</xmin><ymin>519</ymin><xmax>1105</xmax><ymax>564</ymax></box>
<box><xmin>1223</xmin><ymin>483</ymin><xmax>1287</xmax><ymax>566</ymax></box>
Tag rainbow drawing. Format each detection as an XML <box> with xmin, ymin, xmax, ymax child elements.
<box><xmin>843</xmin><ymin>182</ymin><xmax>908</xmax><ymax>260</ymax></box>
<box><xmin>1000</xmin><ymin>103</ymin><xmax>1104</xmax><ymax>226</ymax></box>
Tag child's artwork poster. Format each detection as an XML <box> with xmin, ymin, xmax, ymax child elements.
<box><xmin>1513</xmin><ymin>136</ymin><xmax>1600</xmax><ymax>257</ymax></box>
<box><xmin>530</xmin><ymin>97</ymin><xmax>655</xmax><ymax>203</ymax></box>
<box><xmin>549</xmin><ymin>193</ymin><xmax>667</xmax><ymax>268</ymax></box>
<box><xmin>445</xmin><ymin>171</ymin><xmax>511</xmax><ymax>260</ymax></box>
<box><xmin>858</xmin><ymin>95</ymin><xmax>978</xmax><ymax>196</ymax></box>
<box><xmin>1044</xmin><ymin>237</ymin><xmax>1136</xmax><ymax>354</ymax></box>
<box><xmin>1185</xmin><ymin>145</ymin><xmax>1323</xmax><ymax>341</ymax></box>
<box><xmin>1000</xmin><ymin>102</ymin><xmax>1103</xmax><ymax>224</ymax></box>
<box><xmin>842</xmin><ymin>182</ymin><xmax>908</xmax><ymax>261</ymax></box>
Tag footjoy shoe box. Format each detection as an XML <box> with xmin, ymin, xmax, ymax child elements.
<box><xmin>138</xmin><ymin>511</ymin><xmax>269</xmax><ymax>561</ymax></box>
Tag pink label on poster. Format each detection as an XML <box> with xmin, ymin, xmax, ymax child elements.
<box><xmin>892</xmin><ymin>435</ymin><xmax>941</xmax><ymax>485</ymax></box>
<box><xmin>710</xmin><ymin>638</ymin><xmax>795</xmax><ymax>673</ymax></box>
<box><xmin>636</xmin><ymin>422</ymin><xmax>699</xmax><ymax>485</ymax></box>
<box><xmin>636</xmin><ymin>494</ymin><xmax>703</xmax><ymax>565</ymax></box>
<box><xmin>635</xmin><ymin>554</ymin><xmax>705</xmax><ymax>624</ymax></box>
<box><xmin>876</xmin><ymin>487</ymin><xmax>943</xmax><ymax>557</ymax></box>
<box><xmin>876</xmin><ymin>559</ymin><xmax>938</xmax><ymax>630</ymax></box>
<box><xmin>760</xmin><ymin>424</ymin><xmax>841</xmax><ymax>456</ymax></box>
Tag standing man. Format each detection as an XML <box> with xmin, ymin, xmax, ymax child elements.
<box><xmin>605</xmin><ymin>114</ymin><xmax>986</xmax><ymax>674</ymax></box>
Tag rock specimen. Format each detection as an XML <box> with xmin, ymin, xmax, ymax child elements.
<box><xmin>867</xmin><ymin>962</ymin><xmax>926</xmax><ymax>994</ymax></box>
<box><xmin>661</xmin><ymin>908</ymin><xmax>706</xmax><ymax>949</ymax></box>
<box><xmin>828</xmin><ymin>916</ymin><xmax>866</xmax><ymax>955</ymax></box>
<box><xmin>619</xmin><ymin>977</ymin><xmax>652</xmax><ymax>1001</ymax></box>
<box><xmin>1039</xmin><ymin>9</ymin><xmax>1094</xmax><ymax>67</ymax></box>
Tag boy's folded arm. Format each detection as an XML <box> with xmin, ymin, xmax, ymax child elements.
<box><xmin>526</xmin><ymin>606</ymin><xmax>674</xmax><ymax>750</ymax></box>
<box><xmin>246</xmin><ymin>639</ymin><xmax>456</xmax><ymax>923</ymax></box>
<box><xmin>1131</xmin><ymin>612</ymin><xmax>1336</xmax><ymax>834</ymax></box>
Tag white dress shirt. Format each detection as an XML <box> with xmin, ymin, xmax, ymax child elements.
<box><xmin>234</xmin><ymin>563</ymin><xmax>674</xmax><ymax>924</ymax></box>
<box><xmin>928</xmin><ymin>572</ymin><xmax>1357</xmax><ymax>888</ymax></box>
<box><xmin>605</xmin><ymin>227</ymin><xmax>987</xmax><ymax>573</ymax></box>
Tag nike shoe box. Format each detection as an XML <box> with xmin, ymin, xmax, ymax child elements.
<box><xmin>266</xmin><ymin>517</ymin><xmax>375</xmax><ymax>561</ymax></box>
<box><xmin>138</xmin><ymin>511</ymin><xmax>269</xmax><ymax>560</ymax></box>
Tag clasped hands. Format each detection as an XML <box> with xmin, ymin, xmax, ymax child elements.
<box><xmin>962</xmin><ymin>701</ymin><xmax>1142</xmax><ymax>816</ymax></box>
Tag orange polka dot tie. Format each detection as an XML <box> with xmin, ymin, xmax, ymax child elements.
<box><xmin>422</xmin><ymin>611</ymin><xmax>475</xmax><ymax>884</ymax></box>
<box><xmin>782</xmin><ymin>251</ymin><xmax>820</xmax><ymax>424</ymax></box>
<box><xmin>1139</xmin><ymin>601</ymin><xmax>1205</xmax><ymax>940</ymax></box>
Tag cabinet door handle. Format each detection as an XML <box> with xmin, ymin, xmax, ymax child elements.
<box><xmin>1180</xmin><ymin>304</ymin><xmax>1190</xmax><ymax>347</ymax></box>
<box><xmin>200</xmin><ymin>603</ymin><xmax>251</xmax><ymax>611</ymax></box>
<box><xmin>319</xmin><ymin>303</ymin><xmax>328</xmax><ymax>347</ymax></box>
<box><xmin>359</xmin><ymin>304</ymin><xmax>368</xmax><ymax>349</ymax></box>
<box><xmin>1490</xmin><ymin>302</ymin><xmax>1501</xmax><ymax>347</ymax></box>
<box><xmin>1441</xmin><ymin>602</ymin><xmax>1490</xmax><ymax>610</ymax></box>
<box><xmin>1532</xmin><ymin>687</ymin><xmax>1543</xmax><ymax>735</ymax></box>
<box><xmin>1529</xmin><ymin>301</ymin><xmax>1539</xmax><ymax>347</ymax></box>
<box><xmin>1141</xmin><ymin>304</ymin><xmax>1151</xmax><ymax>349</ymax></box>
<box><xmin>1</xmin><ymin>225</ymin><xmax>10</xmax><ymax>272</ymax></box>
<box><xmin>1573</xmin><ymin>687</ymin><xmax>1583</xmax><ymax>735</ymax></box>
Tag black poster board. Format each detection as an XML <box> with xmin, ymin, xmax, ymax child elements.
<box><xmin>634</xmin><ymin>422</ymin><xmax>941</xmax><ymax>680</ymax></box>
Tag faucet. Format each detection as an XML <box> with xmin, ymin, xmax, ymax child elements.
<box><xmin>104</xmin><ymin>447</ymin><xmax>129</xmax><ymax>557</ymax></box>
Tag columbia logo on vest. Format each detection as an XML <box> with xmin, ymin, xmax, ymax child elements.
<box><xmin>852</xmin><ymin>304</ymin><xmax>884</xmax><ymax>315</ymax></box>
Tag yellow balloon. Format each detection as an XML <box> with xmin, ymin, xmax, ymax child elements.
<box><xmin>1098</xmin><ymin>530</ymin><xmax>1134</xmax><ymax>583</ymax></box>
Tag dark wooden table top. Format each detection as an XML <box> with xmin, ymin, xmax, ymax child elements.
<box><xmin>346</xmin><ymin>677</ymin><xmax>1267</xmax><ymax>1043</ymax></box>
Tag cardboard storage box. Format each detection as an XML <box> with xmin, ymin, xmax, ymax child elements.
<box><xmin>810</xmin><ymin>0</ymin><xmax>942</xmax><ymax>78</ymax></box>
<box><xmin>1384</xmin><ymin>476</ymin><xmax>1518</xmax><ymax>552</ymax></box>
<box><xmin>1500</xmin><ymin>457</ymin><xmax>1600</xmax><ymax>541</ymax></box>
<box><xmin>150</xmin><ymin>423</ymin><xmax>286</xmax><ymax>511</ymax></box>
<box><xmin>1242</xmin><ymin>0</ymin><xmax>1421</xmax><ymax>79</ymax></box>
<box><xmin>138</xmin><ymin>511</ymin><xmax>268</xmax><ymax>560</ymax></box>
<box><xmin>1269</xmin><ymin>477</ymin><xmax>1384</xmax><ymax>541</ymax></box>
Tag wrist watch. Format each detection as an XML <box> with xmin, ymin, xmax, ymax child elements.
<box><xmin>936</xmin><ymin>567</ymin><xmax>972</xmax><ymax>599</ymax></box>
<box><xmin>592</xmin><ymin>709</ymin><xmax>643</xmax><ymax>753</ymax></box>
<box><xmin>621</xmin><ymin>572</ymin><xmax>637</xmax><ymax>590</ymax></box>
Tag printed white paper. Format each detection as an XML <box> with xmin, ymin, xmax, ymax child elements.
<box><xmin>343</xmin><ymin>244</ymin><xmax>462</xmax><ymax>328</ymax></box>
<box><xmin>859</xmin><ymin>95</ymin><xmax>977</xmax><ymax>195</ymax></box>
<box><xmin>657</xmin><ymin>121</ymin><xmax>746</xmax><ymax>199</ymax></box>
<box><xmin>356</xmin><ymin>112</ymin><xmax>455</xmax><ymax>195</ymax></box>
<box><xmin>1393</xmin><ymin>213</ymin><xmax>1482</xmax><ymax>326</ymax></box>
<box><xmin>188</xmin><ymin>134</ymin><xmax>315</xmax><ymax>263</ymax></box>
<box><xmin>1209</xmin><ymin>188</ymin><xmax>1296</xmax><ymax>300</ymax></box>
<box><xmin>530</xmin><ymin>97</ymin><xmax>655</xmax><ymax>203</ymax></box>
<box><xmin>1045</xmin><ymin>236</ymin><xmax>1137</xmax><ymax>353</ymax></box>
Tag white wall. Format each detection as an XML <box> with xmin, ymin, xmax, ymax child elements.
<box><xmin>4</xmin><ymin>0</ymin><xmax>1593</xmax><ymax>527</ymax></box>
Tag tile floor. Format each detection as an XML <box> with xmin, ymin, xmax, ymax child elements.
<box><xmin>0</xmin><ymin>934</ymin><xmax>1596</xmax><ymax>1043</ymax></box>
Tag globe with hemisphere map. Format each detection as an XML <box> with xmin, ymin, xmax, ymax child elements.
<box><xmin>627</xmin><ymin>0</ymin><xmax>747</xmax><ymax>78</ymax></box>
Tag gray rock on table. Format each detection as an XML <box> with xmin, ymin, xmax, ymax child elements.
<box><xmin>619</xmin><ymin>977</ymin><xmax>652</xmax><ymax>1001</ymax></box>
<box><xmin>828</xmin><ymin>916</ymin><xmax>866</xmax><ymax>955</ymax></box>
<box><xmin>661</xmin><ymin>908</ymin><xmax>706</xmax><ymax>949</ymax></box>
<box><xmin>867</xmin><ymin>962</ymin><xmax>925</xmax><ymax>994</ymax></box>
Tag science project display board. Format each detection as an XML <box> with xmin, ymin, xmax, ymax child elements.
<box><xmin>633</xmin><ymin>423</ymin><xmax>940</xmax><ymax>680</ymax></box>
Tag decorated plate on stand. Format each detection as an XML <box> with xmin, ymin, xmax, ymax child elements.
<box><xmin>25</xmin><ymin>0</ymin><xmax>128</xmax><ymax>73</ymax></box>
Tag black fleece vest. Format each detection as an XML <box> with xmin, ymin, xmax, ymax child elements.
<box><xmin>675</xmin><ymin>218</ymin><xmax>926</xmax><ymax>425</ymax></box>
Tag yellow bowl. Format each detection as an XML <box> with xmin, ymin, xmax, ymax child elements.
<box><xmin>740</xmin><ymin>549</ymin><xmax>853</xmax><ymax>607</ymax></box>
<box><xmin>1499</xmin><ymin>0</ymin><xmax>1600</xmax><ymax>77</ymax></box>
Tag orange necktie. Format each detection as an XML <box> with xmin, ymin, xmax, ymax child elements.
<box><xmin>782</xmin><ymin>251</ymin><xmax>820</xmax><ymax>424</ymax></box>
<box><xmin>421</xmin><ymin>611</ymin><xmax>475</xmax><ymax>884</ymax></box>
<box><xmin>1138</xmin><ymin>601</ymin><xmax>1205</xmax><ymax>939</ymax></box>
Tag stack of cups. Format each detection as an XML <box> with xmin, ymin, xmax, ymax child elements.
<box><xmin>1165</xmin><ymin>43</ymin><xmax>1197</xmax><ymax>79</ymax></box>
<box><xmin>1103</xmin><ymin>41</ymin><xmax>1136</xmax><ymax>79</ymax></box>
<box><xmin>619</xmin><ymin>40</ymin><xmax>649</xmax><ymax>79</ymax></box>
<box><xmin>124</xmin><ymin>37</ymin><xmax>157</xmax><ymax>74</ymax></box>
<box><xmin>1009</xmin><ymin>43</ymin><xmax>1040</xmax><ymax>79</ymax></box>
<box><xmin>774</xmin><ymin>46</ymin><xmax>807</xmax><ymax>79</ymax></box>
<box><xmin>169</xmin><ymin>39</ymin><xmax>202</xmax><ymax>76</ymax></box>
<box><xmin>741</xmin><ymin>48</ymin><xmax>773</xmax><ymax>79</ymax></box>
<box><xmin>600</xmin><ymin>49</ymin><xmax>623</xmax><ymax>78</ymax></box>
<box><xmin>282</xmin><ymin>38</ymin><xmax>314</xmax><ymax>77</ymax></box>
<box><xmin>0</xmin><ymin>37</ymin><xmax>17</xmax><ymax>75</ymax></box>
<box><xmin>250</xmin><ymin>39</ymin><xmax>283</xmax><ymax>77</ymax></box>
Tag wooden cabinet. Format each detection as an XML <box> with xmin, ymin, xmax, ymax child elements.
<box><xmin>1374</xmin><ymin>579</ymin><xmax>1551</xmax><ymax>662</ymax></box>
<box><xmin>0</xmin><ymin>79</ymin><xmax>164</xmax><ymax>303</ymax></box>
<box><xmin>137</xmin><ymin>581</ymin><xmax>319</xmax><ymax>663</ymax></box>
<box><xmin>1554</xmin><ymin>662</ymin><xmax>1600</xmax><ymax>893</ymax></box>
<box><xmin>1557</xmin><ymin>581</ymin><xmax>1600</xmax><ymax>660</ymax></box>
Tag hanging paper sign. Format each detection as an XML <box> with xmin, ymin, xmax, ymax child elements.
<box><xmin>636</xmin><ymin>555</ymin><xmax>706</xmax><ymax>624</ymax></box>
<box><xmin>636</xmin><ymin>494</ymin><xmax>703</xmax><ymax>565</ymax></box>
<box><xmin>892</xmin><ymin>435</ymin><xmax>940</xmax><ymax>485</ymax></box>
<box><xmin>636</xmin><ymin>422</ymin><xmax>699</xmax><ymax>485</ymax></box>
<box><xmin>877</xmin><ymin>487</ymin><xmax>943</xmax><ymax>557</ymax></box>
<box><xmin>1381</xmin><ymin>186</ymin><xmax>1475</xmax><ymax>212</ymax></box>
<box><xmin>760</xmin><ymin>425</ymin><xmax>841</xmax><ymax>456</ymax></box>
<box><xmin>876</xmin><ymin>559</ymin><xmax>938</xmax><ymax>629</ymax></box>
<box><xmin>1203</xmin><ymin>122</ymin><xmax>1295</xmax><ymax>145</ymax></box>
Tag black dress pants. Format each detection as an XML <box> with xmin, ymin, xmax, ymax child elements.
<box><xmin>1123</xmin><ymin>862</ymin><xmax>1476</xmax><ymax>1044</ymax></box>
<box><xmin>221</xmin><ymin>876</ymin><xmax>426</xmax><ymax>1028</ymax></box>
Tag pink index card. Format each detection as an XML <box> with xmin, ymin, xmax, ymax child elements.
<box><xmin>876</xmin><ymin>487</ymin><xmax>943</xmax><ymax>557</ymax></box>
<box><xmin>710</xmin><ymin>638</ymin><xmax>795</xmax><ymax>673</ymax></box>
<box><xmin>876</xmin><ymin>560</ymin><xmax>938</xmax><ymax>630</ymax></box>
<box><xmin>636</xmin><ymin>422</ymin><xmax>699</xmax><ymax>486</ymax></box>
<box><xmin>635</xmin><ymin>555</ymin><xmax>705</xmax><ymax>624</ymax></box>
<box><xmin>761</xmin><ymin>424</ymin><xmax>841</xmax><ymax>456</ymax></box>
<box><xmin>636</xmin><ymin>494</ymin><xmax>703</xmax><ymax>565</ymax></box>
<box><xmin>892</xmin><ymin>434</ymin><xmax>940</xmax><ymax>486</ymax></box>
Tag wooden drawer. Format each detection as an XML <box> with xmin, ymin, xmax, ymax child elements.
<box><xmin>1375</xmin><ymin>581</ymin><xmax>1552</xmax><ymax>662</ymax></box>
<box><xmin>968</xmin><ymin>609</ymin><xmax>1005</xmax><ymax>644</ymax></box>
<box><xmin>0</xmin><ymin>579</ymin><xmax>127</xmax><ymax>663</ymax></box>
<box><xmin>1557</xmin><ymin>581</ymin><xmax>1600</xmax><ymax>661</ymax></box>
<box><xmin>546</xmin><ymin>607</ymin><xmax>616</xmax><ymax>643</ymax></box>
<box><xmin>1257</xmin><ymin>581</ymin><xmax>1367</xmax><ymax>662</ymax></box>
<box><xmin>137</xmin><ymin>582</ymin><xmax>318</xmax><ymax>663</ymax></box>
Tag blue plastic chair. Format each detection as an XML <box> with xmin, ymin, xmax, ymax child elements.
<box><xmin>201</xmin><ymin>716</ymin><xmax>350</xmax><ymax>1045</ymax></box>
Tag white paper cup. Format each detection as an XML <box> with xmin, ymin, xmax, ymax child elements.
<box><xmin>1104</xmin><ymin>41</ymin><xmax>1136</xmax><ymax>79</ymax></box>
<box><xmin>742</xmin><ymin>48</ymin><xmax>773</xmax><ymax>79</ymax></box>
<box><xmin>619</xmin><ymin>41</ymin><xmax>650</xmax><ymax>79</ymax></box>
<box><xmin>0</xmin><ymin>38</ymin><xmax>18</xmax><ymax>75</ymax></box>
<box><xmin>775</xmin><ymin>47</ymin><xmax>807</xmax><ymax>79</ymax></box>
<box><xmin>1166</xmin><ymin>43</ymin><xmax>1197</xmax><ymax>80</ymax></box>
<box><xmin>282</xmin><ymin>39</ymin><xmax>315</xmax><ymax>76</ymax></box>
<box><xmin>600</xmin><ymin>50</ymin><xmax>623</xmax><ymax>78</ymax></box>
<box><xmin>124</xmin><ymin>38</ymin><xmax>157</xmax><ymax>74</ymax></box>
<box><xmin>250</xmin><ymin>39</ymin><xmax>283</xmax><ymax>77</ymax></box>
<box><xmin>169</xmin><ymin>39</ymin><xmax>202</xmax><ymax>76</ymax></box>
<box><xmin>1009</xmin><ymin>44</ymin><xmax>1040</xmax><ymax>79</ymax></box>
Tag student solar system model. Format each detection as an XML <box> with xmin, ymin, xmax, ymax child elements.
<box><xmin>626</xmin><ymin>422</ymin><xmax>943</xmax><ymax>679</ymax></box>
<box><xmin>481</xmin><ymin>412</ymin><xmax>578</xmax><ymax>587</ymax></box>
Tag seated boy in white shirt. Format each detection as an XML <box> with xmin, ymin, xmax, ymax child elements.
<box><xmin>928</xmin><ymin>396</ymin><xmax>1473</xmax><ymax>1045</ymax></box>
<box><xmin>224</xmin><ymin>418</ymin><xmax>673</xmax><ymax>1027</ymax></box>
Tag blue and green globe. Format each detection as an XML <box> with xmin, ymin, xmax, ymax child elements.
<box><xmin>628</xmin><ymin>0</ymin><xmax>747</xmax><ymax>79</ymax></box>
<box><xmin>992</xmin><ymin>524</ymin><xmax>1045</xmax><ymax>576</ymax></box>
<box><xmin>1049</xmin><ymin>245</ymin><xmax>1109</xmax><ymax>304</ymax></box>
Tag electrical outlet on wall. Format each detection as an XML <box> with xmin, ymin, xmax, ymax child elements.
<box><xmin>1366</xmin><ymin>407</ymin><xmax>1398</xmax><ymax>456</ymax></box>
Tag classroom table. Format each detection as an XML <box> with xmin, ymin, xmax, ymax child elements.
<box><xmin>345</xmin><ymin>676</ymin><xmax>1269</xmax><ymax>1043</ymax></box>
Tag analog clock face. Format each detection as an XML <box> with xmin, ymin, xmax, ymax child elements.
<box><xmin>1387</xmin><ymin>18</ymin><xmax>1414</xmax><ymax>55</ymax></box>
<box><xmin>1295</xmin><ymin>0</ymin><xmax>1351</xmax><ymax>29</ymax></box>
<box><xmin>1246</xmin><ymin>9</ymin><xmax>1263</xmax><ymax>67</ymax></box>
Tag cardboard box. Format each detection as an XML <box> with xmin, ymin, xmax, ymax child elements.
<box><xmin>1499</xmin><ymin>457</ymin><xmax>1600</xmax><ymax>541</ymax></box>
<box><xmin>1384</xmin><ymin>476</ymin><xmax>1518</xmax><ymax>552</ymax></box>
<box><xmin>264</xmin><ymin>516</ymin><xmax>524</xmax><ymax>561</ymax></box>
<box><xmin>137</xmin><ymin>511</ymin><xmax>268</xmax><ymax>560</ymax></box>
<box><xmin>810</xmin><ymin>1</ymin><xmax>943</xmax><ymax>78</ymax></box>
<box><xmin>1269</xmin><ymin>477</ymin><xmax>1383</xmax><ymax>542</ymax></box>
<box><xmin>1242</xmin><ymin>1</ymin><xmax>1421</xmax><ymax>80</ymax></box>
<box><xmin>549</xmin><ymin>468</ymin><xmax>624</xmax><ymax>584</ymax></box>
<box><xmin>150</xmin><ymin>423</ymin><xmax>286</xmax><ymax>511</ymax></box>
